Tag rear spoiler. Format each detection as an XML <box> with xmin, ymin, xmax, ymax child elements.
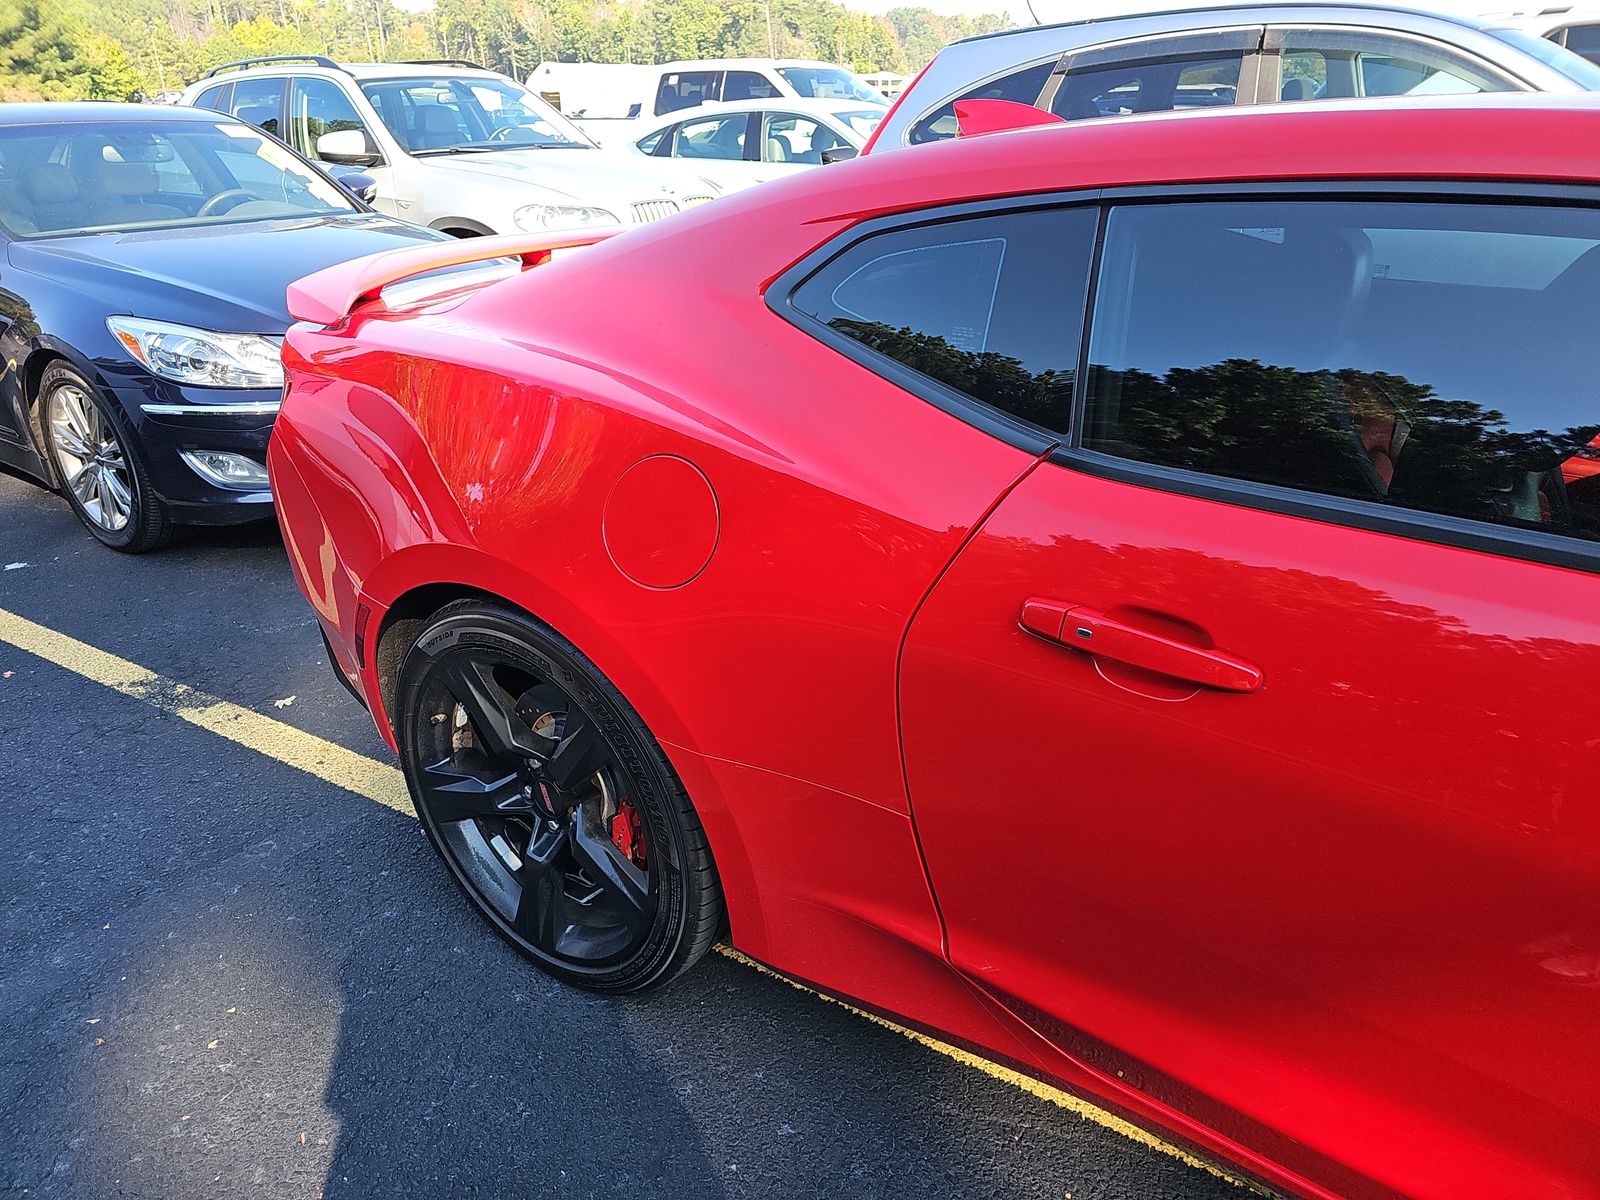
<box><xmin>286</xmin><ymin>230</ymin><xmax>619</xmax><ymax>327</ymax></box>
<box><xmin>954</xmin><ymin>99</ymin><xmax>1067</xmax><ymax>140</ymax></box>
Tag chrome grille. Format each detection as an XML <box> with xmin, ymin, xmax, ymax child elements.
<box><xmin>631</xmin><ymin>199</ymin><xmax>681</xmax><ymax>223</ymax></box>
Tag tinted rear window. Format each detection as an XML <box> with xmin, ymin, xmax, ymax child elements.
<box><xmin>792</xmin><ymin>206</ymin><xmax>1097</xmax><ymax>433</ymax></box>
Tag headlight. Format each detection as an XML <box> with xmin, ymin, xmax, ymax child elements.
<box><xmin>513</xmin><ymin>204</ymin><xmax>619</xmax><ymax>232</ymax></box>
<box><xmin>106</xmin><ymin>318</ymin><xmax>283</xmax><ymax>389</ymax></box>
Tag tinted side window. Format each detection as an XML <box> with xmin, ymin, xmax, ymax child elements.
<box><xmin>655</xmin><ymin>71</ymin><xmax>720</xmax><ymax>116</ymax></box>
<box><xmin>1278</xmin><ymin>32</ymin><xmax>1512</xmax><ymax>100</ymax></box>
<box><xmin>672</xmin><ymin>113</ymin><xmax>749</xmax><ymax>160</ymax></box>
<box><xmin>289</xmin><ymin>77</ymin><xmax>370</xmax><ymax>161</ymax></box>
<box><xmin>195</xmin><ymin>82</ymin><xmax>231</xmax><ymax>113</ymax></box>
<box><xmin>907</xmin><ymin>61</ymin><xmax>1053</xmax><ymax>145</ymax></box>
<box><xmin>724</xmin><ymin>70</ymin><xmax>777</xmax><ymax>100</ymax></box>
<box><xmin>228</xmin><ymin>77</ymin><xmax>285</xmax><ymax>137</ymax></box>
<box><xmin>1559</xmin><ymin>23</ymin><xmax>1600</xmax><ymax>64</ymax></box>
<box><xmin>1050</xmin><ymin>53</ymin><xmax>1243</xmax><ymax>120</ymax></box>
<box><xmin>1083</xmin><ymin>200</ymin><xmax>1600</xmax><ymax>544</ymax></box>
<box><xmin>792</xmin><ymin>207</ymin><xmax>1097</xmax><ymax>434</ymax></box>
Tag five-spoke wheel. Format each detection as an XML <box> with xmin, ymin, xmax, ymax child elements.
<box><xmin>397</xmin><ymin>601</ymin><xmax>722</xmax><ymax>991</ymax></box>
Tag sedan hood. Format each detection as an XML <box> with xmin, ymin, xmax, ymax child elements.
<box><xmin>423</xmin><ymin>148</ymin><xmax>715</xmax><ymax>205</ymax></box>
<box><xmin>7</xmin><ymin>213</ymin><xmax>446</xmax><ymax>334</ymax></box>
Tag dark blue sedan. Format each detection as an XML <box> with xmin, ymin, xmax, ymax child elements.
<box><xmin>0</xmin><ymin>103</ymin><xmax>447</xmax><ymax>551</ymax></box>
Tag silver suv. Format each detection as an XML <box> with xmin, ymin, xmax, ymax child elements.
<box><xmin>868</xmin><ymin>2</ymin><xmax>1600</xmax><ymax>151</ymax></box>
<box><xmin>182</xmin><ymin>57</ymin><xmax>718</xmax><ymax>236</ymax></box>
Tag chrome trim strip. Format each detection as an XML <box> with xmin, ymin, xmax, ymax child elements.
<box><xmin>141</xmin><ymin>402</ymin><xmax>281</xmax><ymax>417</ymax></box>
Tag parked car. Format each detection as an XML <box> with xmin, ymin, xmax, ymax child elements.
<box><xmin>625</xmin><ymin>98</ymin><xmax>882</xmax><ymax>192</ymax></box>
<box><xmin>181</xmin><ymin>57</ymin><xmax>719</xmax><ymax>237</ymax></box>
<box><xmin>532</xmin><ymin>57</ymin><xmax>889</xmax><ymax>146</ymax></box>
<box><xmin>272</xmin><ymin>94</ymin><xmax>1600</xmax><ymax>1199</ymax></box>
<box><xmin>863</xmin><ymin>1</ymin><xmax>1600</xmax><ymax>151</ymax></box>
<box><xmin>1484</xmin><ymin>4</ymin><xmax>1600</xmax><ymax>64</ymax></box>
<box><xmin>0</xmin><ymin>102</ymin><xmax>452</xmax><ymax>552</ymax></box>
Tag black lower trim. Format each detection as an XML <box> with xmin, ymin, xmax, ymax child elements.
<box><xmin>320</xmin><ymin>627</ymin><xmax>368</xmax><ymax>709</ymax></box>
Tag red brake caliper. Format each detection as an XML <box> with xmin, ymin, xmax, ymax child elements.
<box><xmin>610</xmin><ymin>796</ymin><xmax>646</xmax><ymax>866</ymax></box>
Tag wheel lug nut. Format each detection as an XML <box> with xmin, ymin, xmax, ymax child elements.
<box><xmin>546</xmin><ymin>820</ymin><xmax>559</xmax><ymax>831</ymax></box>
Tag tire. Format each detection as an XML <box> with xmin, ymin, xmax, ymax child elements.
<box><xmin>35</xmin><ymin>362</ymin><xmax>174</xmax><ymax>553</ymax></box>
<box><xmin>395</xmin><ymin>600</ymin><xmax>723</xmax><ymax>992</ymax></box>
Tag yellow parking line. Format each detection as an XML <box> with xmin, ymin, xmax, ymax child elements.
<box><xmin>0</xmin><ymin>604</ymin><xmax>1248</xmax><ymax>1192</ymax></box>
<box><xmin>0</xmin><ymin>607</ymin><xmax>410</xmax><ymax>814</ymax></box>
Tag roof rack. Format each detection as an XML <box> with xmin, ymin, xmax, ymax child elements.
<box><xmin>400</xmin><ymin>59</ymin><xmax>493</xmax><ymax>71</ymax></box>
<box><xmin>202</xmin><ymin>55</ymin><xmax>343</xmax><ymax>79</ymax></box>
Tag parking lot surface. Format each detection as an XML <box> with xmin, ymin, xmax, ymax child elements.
<box><xmin>0</xmin><ymin>469</ymin><xmax>1243</xmax><ymax>1200</ymax></box>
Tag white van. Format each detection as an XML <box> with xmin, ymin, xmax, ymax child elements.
<box><xmin>530</xmin><ymin>58</ymin><xmax>888</xmax><ymax>145</ymax></box>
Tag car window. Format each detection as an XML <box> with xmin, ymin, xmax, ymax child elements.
<box><xmin>656</xmin><ymin>71</ymin><xmax>720</xmax><ymax>116</ymax></box>
<box><xmin>907</xmin><ymin>61</ymin><xmax>1054</xmax><ymax>145</ymax></box>
<box><xmin>0</xmin><ymin>120</ymin><xmax>357</xmax><ymax>238</ymax></box>
<box><xmin>194</xmin><ymin>82</ymin><xmax>231</xmax><ymax>113</ymax></box>
<box><xmin>1050</xmin><ymin>53</ymin><xmax>1244</xmax><ymax>120</ymax></box>
<box><xmin>791</xmin><ymin>207</ymin><xmax>1098</xmax><ymax>433</ymax></box>
<box><xmin>761</xmin><ymin>113</ymin><xmax>847</xmax><ymax>164</ymax></box>
<box><xmin>723</xmin><ymin>70</ymin><xmax>777</xmax><ymax>101</ymax></box>
<box><xmin>1558</xmin><ymin>23</ymin><xmax>1600</xmax><ymax>64</ymax></box>
<box><xmin>672</xmin><ymin>113</ymin><xmax>748</xmax><ymax>160</ymax></box>
<box><xmin>636</xmin><ymin>128</ymin><xmax>667</xmax><ymax>154</ymax></box>
<box><xmin>1083</xmin><ymin>199</ymin><xmax>1600</xmax><ymax>544</ymax></box>
<box><xmin>1277</xmin><ymin>32</ymin><xmax>1512</xmax><ymax>100</ymax></box>
<box><xmin>289</xmin><ymin>77</ymin><xmax>372</xmax><ymax>161</ymax></box>
<box><xmin>227</xmin><ymin>77</ymin><xmax>284</xmax><ymax>138</ymax></box>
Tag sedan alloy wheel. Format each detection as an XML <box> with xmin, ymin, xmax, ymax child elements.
<box><xmin>36</xmin><ymin>363</ymin><xmax>172</xmax><ymax>552</ymax></box>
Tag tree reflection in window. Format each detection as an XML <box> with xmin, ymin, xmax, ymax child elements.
<box><xmin>1085</xmin><ymin>358</ymin><xmax>1600</xmax><ymax>542</ymax></box>
<box><xmin>831</xmin><ymin>318</ymin><xmax>1075</xmax><ymax>432</ymax></box>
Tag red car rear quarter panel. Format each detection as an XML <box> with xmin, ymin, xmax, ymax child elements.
<box><xmin>273</xmin><ymin>211</ymin><xmax>1042</xmax><ymax>1023</ymax></box>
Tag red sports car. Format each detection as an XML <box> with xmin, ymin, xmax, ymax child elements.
<box><xmin>271</xmin><ymin>95</ymin><xmax>1600</xmax><ymax>1200</ymax></box>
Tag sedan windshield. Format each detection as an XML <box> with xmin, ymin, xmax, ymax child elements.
<box><xmin>361</xmin><ymin>76</ymin><xmax>595</xmax><ymax>154</ymax></box>
<box><xmin>0</xmin><ymin>120</ymin><xmax>358</xmax><ymax>239</ymax></box>
<box><xmin>777</xmin><ymin>67</ymin><xmax>887</xmax><ymax>105</ymax></box>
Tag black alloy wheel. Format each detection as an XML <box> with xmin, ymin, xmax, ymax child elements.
<box><xmin>396</xmin><ymin>601</ymin><xmax>723</xmax><ymax>992</ymax></box>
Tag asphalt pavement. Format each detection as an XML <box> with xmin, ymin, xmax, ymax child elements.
<box><xmin>0</xmin><ymin>466</ymin><xmax>1244</xmax><ymax>1200</ymax></box>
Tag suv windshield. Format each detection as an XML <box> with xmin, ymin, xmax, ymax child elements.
<box><xmin>360</xmin><ymin>76</ymin><xmax>595</xmax><ymax>153</ymax></box>
<box><xmin>0</xmin><ymin>120</ymin><xmax>357</xmax><ymax>239</ymax></box>
<box><xmin>776</xmin><ymin>67</ymin><xmax>886</xmax><ymax>105</ymax></box>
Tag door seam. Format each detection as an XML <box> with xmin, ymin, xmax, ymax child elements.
<box><xmin>892</xmin><ymin>445</ymin><xmax>1056</xmax><ymax>961</ymax></box>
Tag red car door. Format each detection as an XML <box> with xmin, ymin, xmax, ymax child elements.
<box><xmin>899</xmin><ymin>193</ymin><xmax>1600</xmax><ymax>1199</ymax></box>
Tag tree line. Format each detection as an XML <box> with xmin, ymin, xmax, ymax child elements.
<box><xmin>0</xmin><ymin>0</ymin><xmax>1012</xmax><ymax>102</ymax></box>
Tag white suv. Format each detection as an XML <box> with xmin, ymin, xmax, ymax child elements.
<box><xmin>182</xmin><ymin>57</ymin><xmax>719</xmax><ymax>236</ymax></box>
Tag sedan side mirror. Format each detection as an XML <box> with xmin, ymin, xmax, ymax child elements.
<box><xmin>333</xmin><ymin>170</ymin><xmax>378</xmax><ymax>204</ymax></box>
<box><xmin>820</xmin><ymin>145</ymin><xmax>859</xmax><ymax>165</ymax></box>
<box><xmin>317</xmin><ymin>129</ymin><xmax>383</xmax><ymax>167</ymax></box>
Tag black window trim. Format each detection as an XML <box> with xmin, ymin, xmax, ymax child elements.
<box><xmin>771</xmin><ymin>178</ymin><xmax>1600</xmax><ymax>575</ymax></box>
<box><xmin>1037</xmin><ymin>24</ymin><xmax>1269</xmax><ymax>112</ymax></box>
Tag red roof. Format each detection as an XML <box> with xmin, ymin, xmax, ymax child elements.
<box><xmin>804</xmin><ymin>94</ymin><xmax>1600</xmax><ymax>220</ymax></box>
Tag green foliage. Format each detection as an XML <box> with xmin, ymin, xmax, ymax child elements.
<box><xmin>0</xmin><ymin>0</ymin><xmax>1007</xmax><ymax>101</ymax></box>
<box><xmin>1</xmin><ymin>0</ymin><xmax>86</xmax><ymax>100</ymax></box>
